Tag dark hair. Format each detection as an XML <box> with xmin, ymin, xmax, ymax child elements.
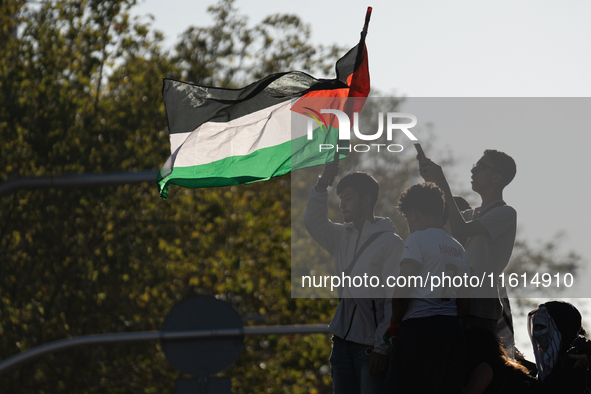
<box><xmin>484</xmin><ymin>149</ymin><xmax>516</xmax><ymax>187</ymax></box>
<box><xmin>397</xmin><ymin>182</ymin><xmax>445</xmax><ymax>218</ymax></box>
<box><xmin>543</xmin><ymin>301</ymin><xmax>584</xmax><ymax>351</ymax></box>
<box><xmin>336</xmin><ymin>172</ymin><xmax>379</xmax><ymax>210</ymax></box>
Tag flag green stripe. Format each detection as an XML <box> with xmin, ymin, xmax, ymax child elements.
<box><xmin>157</xmin><ymin>127</ymin><xmax>346</xmax><ymax>199</ymax></box>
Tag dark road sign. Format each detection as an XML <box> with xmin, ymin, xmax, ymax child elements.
<box><xmin>161</xmin><ymin>296</ymin><xmax>244</xmax><ymax>376</ymax></box>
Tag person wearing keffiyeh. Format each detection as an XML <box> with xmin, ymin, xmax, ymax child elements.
<box><xmin>527</xmin><ymin>301</ymin><xmax>591</xmax><ymax>393</ymax></box>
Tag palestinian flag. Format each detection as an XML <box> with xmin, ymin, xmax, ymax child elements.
<box><xmin>157</xmin><ymin>38</ymin><xmax>370</xmax><ymax>199</ymax></box>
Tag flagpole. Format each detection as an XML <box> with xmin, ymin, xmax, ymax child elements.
<box><xmin>333</xmin><ymin>6</ymin><xmax>372</xmax><ymax>165</ymax></box>
<box><xmin>361</xmin><ymin>6</ymin><xmax>372</xmax><ymax>51</ymax></box>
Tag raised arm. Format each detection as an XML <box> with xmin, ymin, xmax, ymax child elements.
<box><xmin>418</xmin><ymin>158</ymin><xmax>488</xmax><ymax>242</ymax></box>
<box><xmin>303</xmin><ymin>162</ymin><xmax>343</xmax><ymax>255</ymax></box>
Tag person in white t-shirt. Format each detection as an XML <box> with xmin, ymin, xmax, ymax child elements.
<box><xmin>383</xmin><ymin>182</ymin><xmax>470</xmax><ymax>394</ymax></box>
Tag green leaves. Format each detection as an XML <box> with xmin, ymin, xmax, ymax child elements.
<box><xmin>0</xmin><ymin>0</ymin><xmax>341</xmax><ymax>392</ymax></box>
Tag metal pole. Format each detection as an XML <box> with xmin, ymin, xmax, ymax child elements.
<box><xmin>0</xmin><ymin>325</ymin><xmax>330</xmax><ymax>375</ymax></box>
<box><xmin>0</xmin><ymin>171</ymin><xmax>159</xmax><ymax>197</ymax></box>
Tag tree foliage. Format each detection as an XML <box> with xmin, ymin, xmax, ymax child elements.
<box><xmin>174</xmin><ymin>0</ymin><xmax>342</xmax><ymax>88</ymax></box>
<box><xmin>0</xmin><ymin>0</ymin><xmax>341</xmax><ymax>392</ymax></box>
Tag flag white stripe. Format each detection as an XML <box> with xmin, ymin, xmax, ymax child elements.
<box><xmin>174</xmin><ymin>100</ymin><xmax>308</xmax><ymax>168</ymax></box>
<box><xmin>169</xmin><ymin>132</ymin><xmax>191</xmax><ymax>154</ymax></box>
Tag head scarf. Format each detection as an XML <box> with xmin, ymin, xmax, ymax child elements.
<box><xmin>527</xmin><ymin>301</ymin><xmax>583</xmax><ymax>381</ymax></box>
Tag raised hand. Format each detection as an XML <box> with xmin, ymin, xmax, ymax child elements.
<box><xmin>316</xmin><ymin>161</ymin><xmax>339</xmax><ymax>191</ymax></box>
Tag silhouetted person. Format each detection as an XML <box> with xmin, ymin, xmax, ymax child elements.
<box><xmin>419</xmin><ymin>150</ymin><xmax>517</xmax><ymax>342</ymax></box>
<box><xmin>384</xmin><ymin>182</ymin><xmax>470</xmax><ymax>394</ymax></box>
<box><xmin>528</xmin><ymin>301</ymin><xmax>591</xmax><ymax>394</ymax></box>
<box><xmin>304</xmin><ymin>162</ymin><xmax>404</xmax><ymax>394</ymax></box>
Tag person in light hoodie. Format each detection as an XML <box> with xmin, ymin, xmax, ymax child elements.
<box><xmin>304</xmin><ymin>161</ymin><xmax>404</xmax><ymax>394</ymax></box>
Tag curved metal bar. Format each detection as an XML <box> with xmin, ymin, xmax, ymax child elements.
<box><xmin>0</xmin><ymin>325</ymin><xmax>329</xmax><ymax>375</ymax></box>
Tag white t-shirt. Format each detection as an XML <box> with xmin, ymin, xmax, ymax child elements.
<box><xmin>401</xmin><ymin>227</ymin><xmax>470</xmax><ymax>321</ymax></box>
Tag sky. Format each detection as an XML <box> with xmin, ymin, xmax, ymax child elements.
<box><xmin>131</xmin><ymin>0</ymin><xmax>591</xmax><ymax>359</ymax></box>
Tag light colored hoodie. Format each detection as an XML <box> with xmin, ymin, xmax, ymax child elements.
<box><xmin>304</xmin><ymin>186</ymin><xmax>404</xmax><ymax>355</ymax></box>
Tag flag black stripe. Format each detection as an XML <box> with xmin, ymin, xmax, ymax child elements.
<box><xmin>163</xmin><ymin>44</ymin><xmax>363</xmax><ymax>134</ymax></box>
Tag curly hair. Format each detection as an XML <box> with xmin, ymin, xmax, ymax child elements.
<box><xmin>397</xmin><ymin>182</ymin><xmax>445</xmax><ymax>218</ymax></box>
